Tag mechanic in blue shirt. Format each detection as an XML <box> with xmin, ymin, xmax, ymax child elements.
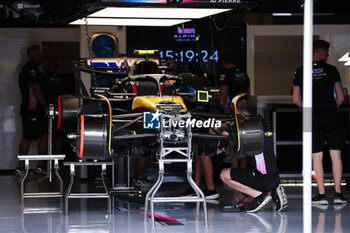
<box><xmin>293</xmin><ymin>39</ymin><xmax>347</xmax><ymax>205</ymax></box>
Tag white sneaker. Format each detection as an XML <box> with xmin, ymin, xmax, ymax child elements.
<box><xmin>34</xmin><ymin>166</ymin><xmax>47</xmax><ymax>176</ymax></box>
<box><xmin>134</xmin><ymin>179</ymin><xmax>153</xmax><ymax>189</ymax></box>
<box><xmin>271</xmin><ymin>186</ymin><xmax>288</xmax><ymax>212</ymax></box>
<box><xmin>15</xmin><ymin>168</ymin><xmax>25</xmax><ymax>177</ymax></box>
<box><xmin>246</xmin><ymin>193</ymin><xmax>272</xmax><ymax>213</ymax></box>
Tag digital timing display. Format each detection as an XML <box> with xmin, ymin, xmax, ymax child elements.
<box><xmin>127</xmin><ymin>20</ymin><xmax>246</xmax><ymax>83</ymax></box>
<box><xmin>159</xmin><ymin>50</ymin><xmax>218</xmax><ymax>63</ymax></box>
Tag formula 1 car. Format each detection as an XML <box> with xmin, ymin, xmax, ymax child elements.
<box><xmin>56</xmin><ymin>51</ymin><xmax>265</xmax><ymax>162</ymax></box>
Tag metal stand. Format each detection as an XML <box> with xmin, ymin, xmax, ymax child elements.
<box><xmin>144</xmin><ymin>113</ymin><xmax>208</xmax><ymax>228</ymax></box>
<box><xmin>47</xmin><ymin>104</ymin><xmax>54</xmax><ymax>182</ymax></box>
<box><xmin>18</xmin><ymin>155</ymin><xmax>65</xmax><ymax>203</ymax></box>
<box><xmin>109</xmin><ymin>149</ymin><xmax>142</xmax><ymax>207</ymax></box>
<box><xmin>18</xmin><ymin>104</ymin><xmax>65</xmax><ymax>203</ymax></box>
<box><xmin>64</xmin><ymin>161</ymin><xmax>113</xmax><ymax>215</ymax></box>
<box><xmin>109</xmin><ymin>152</ymin><xmax>142</xmax><ymax>209</ymax></box>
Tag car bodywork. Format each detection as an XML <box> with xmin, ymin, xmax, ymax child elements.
<box><xmin>57</xmin><ymin>55</ymin><xmax>265</xmax><ymax>162</ymax></box>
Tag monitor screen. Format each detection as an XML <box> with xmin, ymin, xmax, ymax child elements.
<box><xmin>126</xmin><ymin>20</ymin><xmax>246</xmax><ymax>86</ymax></box>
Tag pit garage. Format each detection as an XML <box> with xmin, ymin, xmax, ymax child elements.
<box><xmin>1</xmin><ymin>1</ymin><xmax>350</xmax><ymax>232</ymax></box>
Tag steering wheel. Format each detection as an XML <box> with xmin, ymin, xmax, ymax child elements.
<box><xmin>159</xmin><ymin>75</ymin><xmax>183</xmax><ymax>93</ymax></box>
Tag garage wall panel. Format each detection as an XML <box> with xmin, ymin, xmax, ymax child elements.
<box><xmin>247</xmin><ymin>25</ymin><xmax>350</xmax><ymax>97</ymax></box>
<box><xmin>0</xmin><ymin>28</ymin><xmax>80</xmax><ymax>170</ymax></box>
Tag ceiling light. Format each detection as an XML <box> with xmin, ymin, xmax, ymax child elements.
<box><xmin>88</xmin><ymin>7</ymin><xmax>231</xmax><ymax>19</ymax></box>
<box><xmin>272</xmin><ymin>12</ymin><xmax>334</xmax><ymax>17</ymax></box>
<box><xmin>272</xmin><ymin>13</ymin><xmax>293</xmax><ymax>17</ymax></box>
<box><xmin>70</xmin><ymin>18</ymin><xmax>191</xmax><ymax>26</ymax></box>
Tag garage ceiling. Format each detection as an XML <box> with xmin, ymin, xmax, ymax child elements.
<box><xmin>1</xmin><ymin>0</ymin><xmax>350</xmax><ymax>27</ymax></box>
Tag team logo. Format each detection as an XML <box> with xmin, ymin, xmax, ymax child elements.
<box><xmin>143</xmin><ymin>111</ymin><xmax>161</xmax><ymax>129</ymax></box>
<box><xmin>174</xmin><ymin>27</ymin><xmax>198</xmax><ymax>42</ymax></box>
<box><xmin>30</xmin><ymin>69</ymin><xmax>37</xmax><ymax>77</ymax></box>
<box><xmin>177</xmin><ymin>27</ymin><xmax>196</xmax><ymax>34</ymax></box>
<box><xmin>339</xmin><ymin>52</ymin><xmax>350</xmax><ymax>66</ymax></box>
<box><xmin>312</xmin><ymin>68</ymin><xmax>324</xmax><ymax>74</ymax></box>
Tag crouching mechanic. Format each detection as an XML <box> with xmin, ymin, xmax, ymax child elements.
<box><xmin>220</xmin><ymin>100</ymin><xmax>288</xmax><ymax>212</ymax></box>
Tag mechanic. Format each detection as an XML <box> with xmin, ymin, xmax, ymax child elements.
<box><xmin>219</xmin><ymin>49</ymin><xmax>250</xmax><ymax>169</ymax></box>
<box><xmin>293</xmin><ymin>39</ymin><xmax>347</xmax><ymax>205</ymax></box>
<box><xmin>178</xmin><ymin>72</ymin><xmax>220</xmax><ymax>200</ymax></box>
<box><xmin>160</xmin><ymin>60</ymin><xmax>220</xmax><ymax>199</ymax></box>
<box><xmin>220</xmin><ymin>100</ymin><xmax>288</xmax><ymax>213</ymax></box>
<box><xmin>16</xmin><ymin>44</ymin><xmax>48</xmax><ymax>177</ymax></box>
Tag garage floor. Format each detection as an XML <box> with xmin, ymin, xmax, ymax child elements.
<box><xmin>0</xmin><ymin>173</ymin><xmax>349</xmax><ymax>233</ymax></box>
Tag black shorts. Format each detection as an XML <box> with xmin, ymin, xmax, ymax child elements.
<box><xmin>192</xmin><ymin>138</ymin><xmax>220</xmax><ymax>155</ymax></box>
<box><xmin>230</xmin><ymin>168</ymin><xmax>280</xmax><ymax>192</ymax></box>
<box><xmin>312</xmin><ymin>130</ymin><xmax>344</xmax><ymax>153</ymax></box>
<box><xmin>312</xmin><ymin>111</ymin><xmax>344</xmax><ymax>153</ymax></box>
<box><xmin>21</xmin><ymin>110</ymin><xmax>48</xmax><ymax>140</ymax></box>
